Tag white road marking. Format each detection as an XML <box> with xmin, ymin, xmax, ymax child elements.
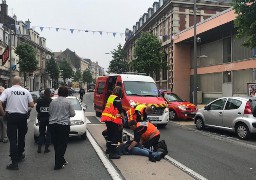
<box><xmin>90</xmin><ymin>111</ymin><xmax>207</xmax><ymax>179</ymax></box>
<box><xmin>87</xmin><ymin>129</ymin><xmax>123</xmax><ymax>180</ymax></box>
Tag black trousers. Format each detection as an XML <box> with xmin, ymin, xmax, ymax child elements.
<box><xmin>105</xmin><ymin>121</ymin><xmax>120</xmax><ymax>154</ymax></box>
<box><xmin>49</xmin><ymin>124</ymin><xmax>70</xmax><ymax>168</ymax></box>
<box><xmin>6</xmin><ymin>113</ymin><xmax>28</xmax><ymax>163</ymax></box>
<box><xmin>143</xmin><ymin>134</ymin><xmax>160</xmax><ymax>151</ymax></box>
<box><xmin>38</xmin><ymin>119</ymin><xmax>51</xmax><ymax>146</ymax></box>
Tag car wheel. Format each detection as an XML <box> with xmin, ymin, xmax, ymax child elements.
<box><xmin>169</xmin><ymin>109</ymin><xmax>177</xmax><ymax>121</ymax></box>
<box><xmin>236</xmin><ymin>123</ymin><xmax>250</xmax><ymax>140</ymax></box>
<box><xmin>96</xmin><ymin>111</ymin><xmax>102</xmax><ymax>117</ymax></box>
<box><xmin>34</xmin><ymin>135</ymin><xmax>38</xmax><ymax>144</ymax></box>
<box><xmin>81</xmin><ymin>132</ymin><xmax>87</xmax><ymax>140</ymax></box>
<box><xmin>195</xmin><ymin>117</ymin><xmax>204</xmax><ymax>130</ymax></box>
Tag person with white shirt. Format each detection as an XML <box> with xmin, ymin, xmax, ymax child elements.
<box><xmin>0</xmin><ymin>76</ymin><xmax>34</xmax><ymax>170</ymax></box>
<box><xmin>0</xmin><ymin>86</ymin><xmax>8</xmax><ymax>143</ymax></box>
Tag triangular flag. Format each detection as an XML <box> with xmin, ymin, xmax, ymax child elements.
<box><xmin>56</xmin><ymin>28</ymin><xmax>59</xmax><ymax>32</ymax></box>
<box><xmin>113</xmin><ymin>32</ymin><xmax>116</xmax><ymax>37</ymax></box>
<box><xmin>40</xmin><ymin>27</ymin><xmax>44</xmax><ymax>32</ymax></box>
<box><xmin>70</xmin><ymin>29</ymin><xmax>74</xmax><ymax>34</ymax></box>
<box><xmin>99</xmin><ymin>31</ymin><xmax>102</xmax><ymax>35</ymax></box>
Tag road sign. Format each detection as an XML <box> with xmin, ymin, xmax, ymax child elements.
<box><xmin>0</xmin><ymin>46</ymin><xmax>10</xmax><ymax>66</ymax></box>
<box><xmin>12</xmin><ymin>65</ymin><xmax>16</xmax><ymax>70</ymax></box>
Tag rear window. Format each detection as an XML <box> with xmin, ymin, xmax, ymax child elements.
<box><xmin>225</xmin><ymin>98</ymin><xmax>242</xmax><ymax>110</ymax></box>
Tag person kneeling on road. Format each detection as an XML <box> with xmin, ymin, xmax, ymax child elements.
<box><xmin>135</xmin><ymin>104</ymin><xmax>153</xmax><ymax>122</ymax></box>
<box><xmin>127</xmin><ymin>120</ymin><xmax>160</xmax><ymax>151</ymax></box>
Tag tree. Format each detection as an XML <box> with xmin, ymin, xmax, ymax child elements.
<box><xmin>82</xmin><ymin>69</ymin><xmax>92</xmax><ymax>84</ymax></box>
<box><xmin>233</xmin><ymin>1</ymin><xmax>256</xmax><ymax>48</ymax></box>
<box><xmin>46</xmin><ymin>57</ymin><xmax>59</xmax><ymax>89</ymax></box>
<box><xmin>59</xmin><ymin>60</ymin><xmax>73</xmax><ymax>84</ymax></box>
<box><xmin>15</xmin><ymin>43</ymin><xmax>37</xmax><ymax>84</ymax></box>
<box><xmin>73</xmin><ymin>70</ymin><xmax>82</xmax><ymax>82</ymax></box>
<box><xmin>131</xmin><ymin>32</ymin><xmax>165</xmax><ymax>75</ymax></box>
<box><xmin>108</xmin><ymin>44</ymin><xmax>128</xmax><ymax>74</ymax></box>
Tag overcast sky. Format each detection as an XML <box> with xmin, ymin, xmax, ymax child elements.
<box><xmin>7</xmin><ymin>0</ymin><xmax>156</xmax><ymax>70</ymax></box>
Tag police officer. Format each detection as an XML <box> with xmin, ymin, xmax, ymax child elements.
<box><xmin>36</xmin><ymin>88</ymin><xmax>52</xmax><ymax>153</ymax></box>
<box><xmin>0</xmin><ymin>76</ymin><xmax>34</xmax><ymax>170</ymax></box>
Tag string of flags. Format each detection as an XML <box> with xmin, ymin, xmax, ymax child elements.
<box><xmin>31</xmin><ymin>25</ymin><xmax>125</xmax><ymax>37</ymax></box>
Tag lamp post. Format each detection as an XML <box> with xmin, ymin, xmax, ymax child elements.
<box><xmin>193</xmin><ymin>0</ymin><xmax>198</xmax><ymax>106</ymax></box>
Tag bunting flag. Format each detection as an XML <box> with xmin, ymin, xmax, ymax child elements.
<box><xmin>30</xmin><ymin>25</ymin><xmax>125</xmax><ymax>37</ymax></box>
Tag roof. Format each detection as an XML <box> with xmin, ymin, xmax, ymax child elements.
<box><xmin>109</xmin><ymin>74</ymin><xmax>155</xmax><ymax>83</ymax></box>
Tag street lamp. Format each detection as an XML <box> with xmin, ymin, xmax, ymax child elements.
<box><xmin>193</xmin><ymin>0</ymin><xmax>198</xmax><ymax>106</ymax></box>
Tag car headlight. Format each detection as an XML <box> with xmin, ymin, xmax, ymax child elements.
<box><xmin>70</xmin><ymin>120</ymin><xmax>84</xmax><ymax>126</ymax></box>
<box><xmin>178</xmin><ymin>105</ymin><xmax>186</xmax><ymax>111</ymax></box>
<box><xmin>164</xmin><ymin>107</ymin><xmax>169</xmax><ymax>113</ymax></box>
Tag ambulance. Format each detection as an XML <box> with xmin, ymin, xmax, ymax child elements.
<box><xmin>94</xmin><ymin>73</ymin><xmax>169</xmax><ymax>127</ymax></box>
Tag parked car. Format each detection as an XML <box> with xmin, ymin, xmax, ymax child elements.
<box><xmin>30</xmin><ymin>91</ymin><xmax>42</xmax><ymax>103</ymax></box>
<box><xmin>33</xmin><ymin>96</ymin><xmax>87</xmax><ymax>142</ymax></box>
<box><xmin>194</xmin><ymin>97</ymin><xmax>256</xmax><ymax>139</ymax></box>
<box><xmin>74</xmin><ymin>88</ymin><xmax>80</xmax><ymax>93</ymax></box>
<box><xmin>161</xmin><ymin>91</ymin><xmax>197</xmax><ymax>121</ymax></box>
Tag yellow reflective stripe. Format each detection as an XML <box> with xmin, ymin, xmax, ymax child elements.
<box><xmin>102</xmin><ymin>113</ymin><xmax>116</xmax><ymax>119</ymax></box>
<box><xmin>107</xmin><ymin>95</ymin><xmax>117</xmax><ymax>103</ymax></box>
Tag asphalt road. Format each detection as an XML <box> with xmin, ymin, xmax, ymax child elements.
<box><xmin>84</xmin><ymin>92</ymin><xmax>256</xmax><ymax>180</ymax></box>
<box><xmin>0</xmin><ymin>96</ymin><xmax>111</xmax><ymax>180</ymax></box>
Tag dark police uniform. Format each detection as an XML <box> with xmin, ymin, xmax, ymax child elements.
<box><xmin>0</xmin><ymin>85</ymin><xmax>33</xmax><ymax>165</ymax></box>
<box><xmin>36</xmin><ymin>97</ymin><xmax>52</xmax><ymax>150</ymax></box>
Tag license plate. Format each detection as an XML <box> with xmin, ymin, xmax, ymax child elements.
<box><xmin>149</xmin><ymin>117</ymin><xmax>159</xmax><ymax>121</ymax></box>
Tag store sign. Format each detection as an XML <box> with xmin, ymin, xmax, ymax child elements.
<box><xmin>0</xmin><ymin>46</ymin><xmax>10</xmax><ymax>66</ymax></box>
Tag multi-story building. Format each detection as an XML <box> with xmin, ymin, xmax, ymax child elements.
<box><xmin>123</xmin><ymin>0</ymin><xmax>231</xmax><ymax>91</ymax></box>
<box><xmin>173</xmin><ymin>8</ymin><xmax>256</xmax><ymax>103</ymax></box>
<box><xmin>0</xmin><ymin>0</ymin><xmax>51</xmax><ymax>90</ymax></box>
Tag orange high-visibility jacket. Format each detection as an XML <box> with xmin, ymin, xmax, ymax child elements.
<box><xmin>101</xmin><ymin>95</ymin><xmax>122</xmax><ymax>125</ymax></box>
<box><xmin>135</xmin><ymin>104</ymin><xmax>147</xmax><ymax>121</ymax></box>
<box><xmin>137</xmin><ymin>121</ymin><xmax>160</xmax><ymax>143</ymax></box>
<box><xmin>127</xmin><ymin>107</ymin><xmax>137</xmax><ymax>122</ymax></box>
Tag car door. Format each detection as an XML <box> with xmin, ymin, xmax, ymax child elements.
<box><xmin>204</xmin><ymin>98</ymin><xmax>227</xmax><ymax>126</ymax></box>
<box><xmin>222</xmin><ymin>98</ymin><xmax>243</xmax><ymax>128</ymax></box>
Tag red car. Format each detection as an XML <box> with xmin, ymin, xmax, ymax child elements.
<box><xmin>162</xmin><ymin>91</ymin><xmax>197</xmax><ymax>121</ymax></box>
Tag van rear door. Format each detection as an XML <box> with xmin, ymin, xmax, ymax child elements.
<box><xmin>94</xmin><ymin>77</ymin><xmax>108</xmax><ymax>116</ymax></box>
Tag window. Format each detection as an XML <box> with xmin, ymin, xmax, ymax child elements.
<box><xmin>223</xmin><ymin>71</ymin><xmax>231</xmax><ymax>83</ymax></box>
<box><xmin>223</xmin><ymin>37</ymin><xmax>231</xmax><ymax>63</ymax></box>
<box><xmin>97</xmin><ymin>82</ymin><xmax>105</xmax><ymax>94</ymax></box>
<box><xmin>225</xmin><ymin>98</ymin><xmax>242</xmax><ymax>110</ymax></box>
<box><xmin>209</xmin><ymin>98</ymin><xmax>227</xmax><ymax>110</ymax></box>
<box><xmin>124</xmin><ymin>81</ymin><xmax>158</xmax><ymax>97</ymax></box>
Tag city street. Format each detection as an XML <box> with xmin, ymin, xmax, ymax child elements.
<box><xmin>1</xmin><ymin>92</ymin><xmax>256</xmax><ymax>180</ymax></box>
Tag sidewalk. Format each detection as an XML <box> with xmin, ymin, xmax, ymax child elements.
<box><xmin>87</xmin><ymin>124</ymin><xmax>194</xmax><ymax>180</ymax></box>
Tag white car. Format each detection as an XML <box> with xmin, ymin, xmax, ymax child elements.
<box><xmin>34</xmin><ymin>96</ymin><xmax>87</xmax><ymax>142</ymax></box>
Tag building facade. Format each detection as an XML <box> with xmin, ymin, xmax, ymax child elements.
<box><xmin>123</xmin><ymin>0</ymin><xmax>231</xmax><ymax>91</ymax></box>
<box><xmin>173</xmin><ymin>8</ymin><xmax>256</xmax><ymax>103</ymax></box>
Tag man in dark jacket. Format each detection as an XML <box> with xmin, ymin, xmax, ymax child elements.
<box><xmin>79</xmin><ymin>87</ymin><xmax>85</xmax><ymax>102</ymax></box>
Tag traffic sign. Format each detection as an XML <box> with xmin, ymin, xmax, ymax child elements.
<box><xmin>0</xmin><ymin>46</ymin><xmax>9</xmax><ymax>66</ymax></box>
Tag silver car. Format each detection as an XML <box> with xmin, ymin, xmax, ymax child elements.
<box><xmin>195</xmin><ymin>97</ymin><xmax>256</xmax><ymax>139</ymax></box>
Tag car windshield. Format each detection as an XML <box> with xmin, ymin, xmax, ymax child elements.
<box><xmin>164</xmin><ymin>93</ymin><xmax>184</xmax><ymax>102</ymax></box>
<box><xmin>68</xmin><ymin>98</ymin><xmax>82</xmax><ymax>110</ymax></box>
<box><xmin>124</xmin><ymin>81</ymin><xmax>158</xmax><ymax>97</ymax></box>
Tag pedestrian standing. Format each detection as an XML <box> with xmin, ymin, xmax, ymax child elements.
<box><xmin>0</xmin><ymin>86</ymin><xmax>8</xmax><ymax>143</ymax></box>
<box><xmin>36</xmin><ymin>88</ymin><xmax>52</xmax><ymax>153</ymax></box>
<box><xmin>0</xmin><ymin>76</ymin><xmax>34</xmax><ymax>170</ymax></box>
<box><xmin>79</xmin><ymin>87</ymin><xmax>85</xmax><ymax>102</ymax></box>
<box><xmin>101</xmin><ymin>86</ymin><xmax>124</xmax><ymax>159</ymax></box>
<box><xmin>48</xmin><ymin>86</ymin><xmax>75</xmax><ymax>170</ymax></box>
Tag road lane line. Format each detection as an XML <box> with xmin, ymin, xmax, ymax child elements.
<box><xmin>123</xmin><ymin>129</ymin><xmax>207</xmax><ymax>180</ymax></box>
<box><xmin>87</xmin><ymin>129</ymin><xmax>123</xmax><ymax>180</ymax></box>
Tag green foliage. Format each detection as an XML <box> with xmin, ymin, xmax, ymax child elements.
<box><xmin>59</xmin><ymin>60</ymin><xmax>73</xmax><ymax>83</ymax></box>
<box><xmin>15</xmin><ymin>43</ymin><xmax>38</xmax><ymax>73</ymax></box>
<box><xmin>46</xmin><ymin>57</ymin><xmax>59</xmax><ymax>88</ymax></box>
<box><xmin>108</xmin><ymin>44</ymin><xmax>128</xmax><ymax>74</ymax></box>
<box><xmin>131</xmin><ymin>32</ymin><xmax>165</xmax><ymax>75</ymax></box>
<box><xmin>233</xmin><ymin>0</ymin><xmax>256</xmax><ymax>48</ymax></box>
<box><xmin>73</xmin><ymin>70</ymin><xmax>82</xmax><ymax>82</ymax></box>
<box><xmin>82</xmin><ymin>69</ymin><xmax>92</xmax><ymax>83</ymax></box>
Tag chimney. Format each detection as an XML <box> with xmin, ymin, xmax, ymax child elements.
<box><xmin>1</xmin><ymin>0</ymin><xmax>8</xmax><ymax>16</ymax></box>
